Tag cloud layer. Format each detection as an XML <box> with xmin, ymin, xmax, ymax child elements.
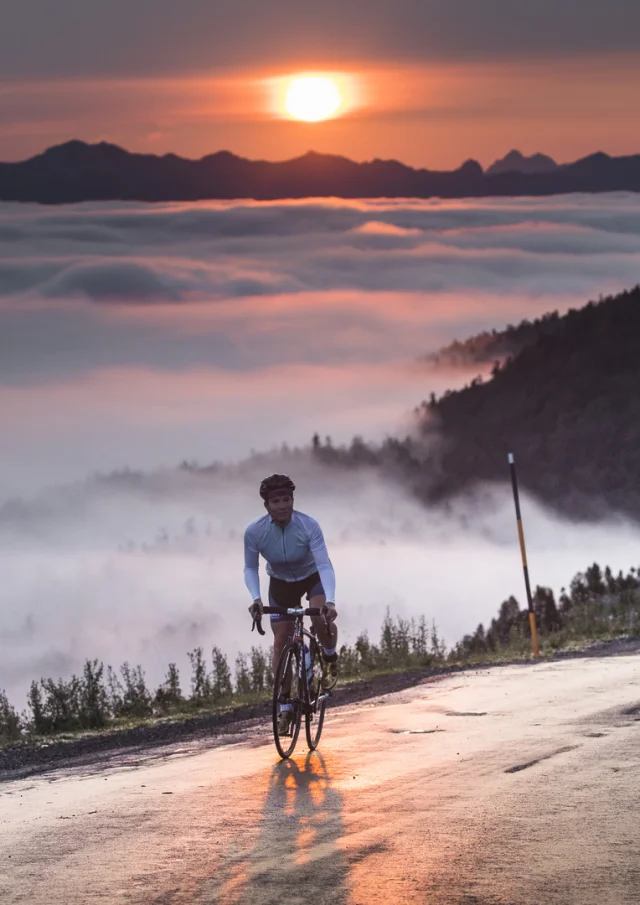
<box><xmin>2</xmin><ymin>193</ymin><xmax>640</xmax><ymax>494</ymax></box>
<box><xmin>2</xmin><ymin>191</ymin><xmax>640</xmax><ymax>707</ymax></box>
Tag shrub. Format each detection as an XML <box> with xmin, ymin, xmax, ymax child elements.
<box><xmin>0</xmin><ymin>690</ymin><xmax>22</xmax><ymax>743</ymax></box>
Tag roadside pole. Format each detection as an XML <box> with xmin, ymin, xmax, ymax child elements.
<box><xmin>508</xmin><ymin>453</ymin><xmax>540</xmax><ymax>659</ymax></box>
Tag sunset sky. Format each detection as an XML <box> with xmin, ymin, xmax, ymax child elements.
<box><xmin>3</xmin><ymin>0</ymin><xmax>640</xmax><ymax>702</ymax></box>
<box><xmin>2</xmin><ymin>0</ymin><xmax>639</xmax><ymax>167</ymax></box>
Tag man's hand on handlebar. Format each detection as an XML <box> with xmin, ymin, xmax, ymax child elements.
<box><xmin>249</xmin><ymin>599</ymin><xmax>266</xmax><ymax>635</ymax></box>
<box><xmin>321</xmin><ymin>602</ymin><xmax>338</xmax><ymax>623</ymax></box>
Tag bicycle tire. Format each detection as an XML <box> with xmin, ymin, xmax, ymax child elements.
<box><xmin>272</xmin><ymin>642</ymin><xmax>303</xmax><ymax>759</ymax></box>
<box><xmin>305</xmin><ymin>641</ymin><xmax>327</xmax><ymax>751</ymax></box>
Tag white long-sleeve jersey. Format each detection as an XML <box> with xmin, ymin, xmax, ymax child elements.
<box><xmin>243</xmin><ymin>510</ymin><xmax>336</xmax><ymax>603</ymax></box>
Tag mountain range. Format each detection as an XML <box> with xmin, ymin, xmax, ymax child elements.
<box><xmin>1</xmin><ymin>141</ymin><xmax>640</xmax><ymax>204</ymax></box>
<box><xmin>485</xmin><ymin>149</ymin><xmax>560</xmax><ymax>176</ymax></box>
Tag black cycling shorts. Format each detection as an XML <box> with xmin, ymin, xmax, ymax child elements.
<box><xmin>268</xmin><ymin>572</ymin><xmax>325</xmax><ymax>621</ymax></box>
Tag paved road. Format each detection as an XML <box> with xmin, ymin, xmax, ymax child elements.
<box><xmin>1</xmin><ymin>654</ymin><xmax>639</xmax><ymax>904</ymax></box>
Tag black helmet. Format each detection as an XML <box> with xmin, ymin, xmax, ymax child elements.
<box><xmin>259</xmin><ymin>473</ymin><xmax>296</xmax><ymax>500</ymax></box>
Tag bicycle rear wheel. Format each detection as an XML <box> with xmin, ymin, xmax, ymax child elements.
<box><xmin>305</xmin><ymin>640</ymin><xmax>327</xmax><ymax>751</ymax></box>
<box><xmin>273</xmin><ymin>641</ymin><xmax>303</xmax><ymax>759</ymax></box>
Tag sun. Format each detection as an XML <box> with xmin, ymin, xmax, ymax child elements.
<box><xmin>284</xmin><ymin>76</ymin><xmax>343</xmax><ymax>122</ymax></box>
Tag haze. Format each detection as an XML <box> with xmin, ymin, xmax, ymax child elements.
<box><xmin>3</xmin><ymin>464</ymin><xmax>640</xmax><ymax>710</ymax></box>
<box><xmin>2</xmin><ymin>192</ymin><xmax>640</xmax><ymax>707</ymax></box>
<box><xmin>3</xmin><ymin>193</ymin><xmax>640</xmax><ymax>496</ymax></box>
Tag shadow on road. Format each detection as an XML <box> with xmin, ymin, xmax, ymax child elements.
<box><xmin>215</xmin><ymin>750</ymin><xmax>350</xmax><ymax>904</ymax></box>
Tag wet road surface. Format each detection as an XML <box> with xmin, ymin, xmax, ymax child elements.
<box><xmin>1</xmin><ymin>654</ymin><xmax>639</xmax><ymax>904</ymax></box>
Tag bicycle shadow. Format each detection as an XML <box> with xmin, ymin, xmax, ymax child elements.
<box><xmin>216</xmin><ymin>750</ymin><xmax>350</xmax><ymax>904</ymax></box>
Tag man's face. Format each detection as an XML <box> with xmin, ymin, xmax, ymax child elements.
<box><xmin>267</xmin><ymin>492</ymin><xmax>294</xmax><ymax>523</ymax></box>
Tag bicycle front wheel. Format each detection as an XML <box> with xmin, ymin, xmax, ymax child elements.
<box><xmin>305</xmin><ymin>640</ymin><xmax>327</xmax><ymax>751</ymax></box>
<box><xmin>273</xmin><ymin>641</ymin><xmax>303</xmax><ymax>759</ymax></box>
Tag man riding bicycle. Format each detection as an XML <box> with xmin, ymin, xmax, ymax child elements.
<box><xmin>244</xmin><ymin>474</ymin><xmax>338</xmax><ymax>730</ymax></box>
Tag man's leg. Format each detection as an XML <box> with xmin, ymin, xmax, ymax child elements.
<box><xmin>270</xmin><ymin>616</ymin><xmax>296</xmax><ymax>732</ymax></box>
<box><xmin>270</xmin><ymin>617</ymin><xmax>293</xmax><ymax>678</ymax></box>
<box><xmin>309</xmin><ymin>595</ymin><xmax>338</xmax><ymax>659</ymax></box>
<box><xmin>268</xmin><ymin>578</ymin><xmax>304</xmax><ymax>734</ymax></box>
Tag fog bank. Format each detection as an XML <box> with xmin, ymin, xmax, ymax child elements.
<box><xmin>2</xmin><ymin>462</ymin><xmax>639</xmax><ymax>709</ymax></box>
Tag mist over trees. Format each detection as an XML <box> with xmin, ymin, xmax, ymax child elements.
<box><xmin>4</xmin><ymin>285</ymin><xmax>638</xmax><ymax>535</ymax></box>
<box><xmin>312</xmin><ymin>285</ymin><xmax>640</xmax><ymax>520</ymax></box>
<box><xmin>2</xmin><ymin>559</ymin><xmax>639</xmax><ymax>745</ymax></box>
<box><xmin>425</xmin><ymin>309</ymin><xmax>564</xmax><ymax>367</ymax></box>
<box><xmin>453</xmin><ymin>562</ymin><xmax>640</xmax><ymax>660</ymax></box>
<box><xmin>108</xmin><ymin>286</ymin><xmax>640</xmax><ymax>522</ymax></box>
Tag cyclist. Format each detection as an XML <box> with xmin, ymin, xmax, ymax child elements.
<box><xmin>244</xmin><ymin>474</ymin><xmax>338</xmax><ymax>729</ymax></box>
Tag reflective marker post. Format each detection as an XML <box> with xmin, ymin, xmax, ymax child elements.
<box><xmin>508</xmin><ymin>453</ymin><xmax>540</xmax><ymax>659</ymax></box>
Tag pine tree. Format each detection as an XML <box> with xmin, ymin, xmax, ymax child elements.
<box><xmin>27</xmin><ymin>680</ymin><xmax>47</xmax><ymax>734</ymax></box>
<box><xmin>40</xmin><ymin>675</ymin><xmax>82</xmax><ymax>733</ymax></box>
<box><xmin>79</xmin><ymin>659</ymin><xmax>109</xmax><ymax>729</ymax></box>
<box><xmin>211</xmin><ymin>647</ymin><xmax>233</xmax><ymax>699</ymax></box>
<box><xmin>119</xmin><ymin>663</ymin><xmax>152</xmax><ymax>718</ymax></box>
<box><xmin>235</xmin><ymin>653</ymin><xmax>252</xmax><ymax>695</ymax></box>
<box><xmin>165</xmin><ymin>663</ymin><xmax>182</xmax><ymax>702</ymax></box>
<box><xmin>188</xmin><ymin>647</ymin><xmax>212</xmax><ymax>705</ymax></box>
<box><xmin>107</xmin><ymin>665</ymin><xmax>124</xmax><ymax>715</ymax></box>
<box><xmin>154</xmin><ymin>663</ymin><xmax>183</xmax><ymax>712</ymax></box>
<box><xmin>250</xmin><ymin>647</ymin><xmax>267</xmax><ymax>693</ymax></box>
<box><xmin>430</xmin><ymin>620</ymin><xmax>446</xmax><ymax>659</ymax></box>
<box><xmin>0</xmin><ymin>689</ymin><xmax>21</xmax><ymax>742</ymax></box>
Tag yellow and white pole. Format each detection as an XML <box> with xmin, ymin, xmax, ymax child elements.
<box><xmin>508</xmin><ymin>453</ymin><xmax>540</xmax><ymax>658</ymax></box>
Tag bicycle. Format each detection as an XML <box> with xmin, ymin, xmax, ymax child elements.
<box><xmin>252</xmin><ymin>605</ymin><xmax>332</xmax><ymax>759</ymax></box>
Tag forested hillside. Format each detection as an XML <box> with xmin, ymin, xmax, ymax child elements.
<box><xmin>424</xmin><ymin>285</ymin><xmax>640</xmax><ymax>517</ymax></box>
<box><xmin>426</xmin><ymin>309</ymin><xmax>564</xmax><ymax>367</ymax></box>
<box><xmin>314</xmin><ymin>286</ymin><xmax>640</xmax><ymax>519</ymax></box>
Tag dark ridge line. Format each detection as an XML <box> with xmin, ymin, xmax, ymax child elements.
<box><xmin>2</xmin><ymin>140</ymin><xmax>640</xmax><ymax>204</ymax></box>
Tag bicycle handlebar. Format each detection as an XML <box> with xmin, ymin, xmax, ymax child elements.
<box><xmin>250</xmin><ymin>605</ymin><xmax>324</xmax><ymax>635</ymax></box>
<box><xmin>262</xmin><ymin>606</ymin><xmax>323</xmax><ymax>616</ymax></box>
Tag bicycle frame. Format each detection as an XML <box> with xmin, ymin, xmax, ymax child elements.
<box><xmin>252</xmin><ymin>605</ymin><xmax>331</xmax><ymax>757</ymax></box>
<box><xmin>254</xmin><ymin>606</ymin><xmax>330</xmax><ymax>712</ymax></box>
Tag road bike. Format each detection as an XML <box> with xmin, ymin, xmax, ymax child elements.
<box><xmin>252</xmin><ymin>605</ymin><xmax>332</xmax><ymax>759</ymax></box>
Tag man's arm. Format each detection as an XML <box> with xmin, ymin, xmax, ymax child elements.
<box><xmin>308</xmin><ymin>519</ymin><xmax>336</xmax><ymax>603</ymax></box>
<box><xmin>243</xmin><ymin>527</ymin><xmax>262</xmax><ymax>603</ymax></box>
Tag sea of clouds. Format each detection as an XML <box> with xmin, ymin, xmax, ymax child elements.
<box><xmin>2</xmin><ymin>192</ymin><xmax>640</xmax><ymax>708</ymax></box>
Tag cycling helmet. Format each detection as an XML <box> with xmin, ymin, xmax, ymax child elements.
<box><xmin>259</xmin><ymin>473</ymin><xmax>296</xmax><ymax>501</ymax></box>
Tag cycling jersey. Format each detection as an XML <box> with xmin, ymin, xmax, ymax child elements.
<box><xmin>243</xmin><ymin>510</ymin><xmax>336</xmax><ymax>603</ymax></box>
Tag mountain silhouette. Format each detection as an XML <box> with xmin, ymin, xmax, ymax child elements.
<box><xmin>2</xmin><ymin>140</ymin><xmax>640</xmax><ymax>204</ymax></box>
<box><xmin>485</xmin><ymin>149</ymin><xmax>559</xmax><ymax>176</ymax></box>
